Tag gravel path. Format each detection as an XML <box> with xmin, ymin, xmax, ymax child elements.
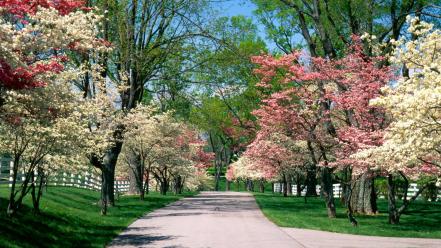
<box><xmin>108</xmin><ymin>191</ymin><xmax>441</xmax><ymax>248</ymax></box>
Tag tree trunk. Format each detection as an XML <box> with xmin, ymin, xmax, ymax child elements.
<box><xmin>246</xmin><ymin>179</ymin><xmax>253</xmax><ymax>191</ymax></box>
<box><xmin>305</xmin><ymin>164</ymin><xmax>317</xmax><ymax>196</ymax></box>
<box><xmin>282</xmin><ymin>175</ymin><xmax>288</xmax><ymax>197</ymax></box>
<box><xmin>100</xmin><ymin>172</ymin><xmax>108</xmax><ymax>215</ymax></box>
<box><xmin>387</xmin><ymin>174</ymin><xmax>400</xmax><ymax>224</ymax></box>
<box><xmin>174</xmin><ymin>175</ymin><xmax>182</xmax><ymax>195</ymax></box>
<box><xmin>31</xmin><ymin>169</ymin><xmax>44</xmax><ymax>213</ymax></box>
<box><xmin>127</xmin><ymin>152</ymin><xmax>142</xmax><ymax>195</ymax></box>
<box><xmin>7</xmin><ymin>156</ymin><xmax>20</xmax><ymax>216</ymax></box>
<box><xmin>101</xmin><ymin>140</ymin><xmax>123</xmax><ymax>208</ymax></box>
<box><xmin>350</xmin><ymin>171</ymin><xmax>377</xmax><ymax>214</ymax></box>
<box><xmin>160</xmin><ymin>179</ymin><xmax>168</xmax><ymax>195</ymax></box>
<box><xmin>128</xmin><ymin>168</ymin><xmax>141</xmax><ymax>195</ymax></box>
<box><xmin>143</xmin><ymin>171</ymin><xmax>150</xmax><ymax>195</ymax></box>
<box><xmin>226</xmin><ymin>180</ymin><xmax>231</xmax><ymax>191</ymax></box>
<box><xmin>321</xmin><ymin>167</ymin><xmax>336</xmax><ymax>218</ymax></box>
<box><xmin>296</xmin><ymin>182</ymin><xmax>302</xmax><ymax>197</ymax></box>
<box><xmin>214</xmin><ymin>162</ymin><xmax>221</xmax><ymax>191</ymax></box>
<box><xmin>287</xmin><ymin>176</ymin><xmax>293</xmax><ymax>195</ymax></box>
<box><xmin>259</xmin><ymin>179</ymin><xmax>265</xmax><ymax>193</ymax></box>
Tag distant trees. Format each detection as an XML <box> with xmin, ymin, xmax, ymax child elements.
<box><xmin>119</xmin><ymin>105</ymin><xmax>214</xmax><ymax>198</ymax></box>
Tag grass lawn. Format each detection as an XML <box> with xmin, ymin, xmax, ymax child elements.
<box><xmin>254</xmin><ymin>192</ymin><xmax>441</xmax><ymax>238</ymax></box>
<box><xmin>0</xmin><ymin>186</ymin><xmax>194</xmax><ymax>248</ymax></box>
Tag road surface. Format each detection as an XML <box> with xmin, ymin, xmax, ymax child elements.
<box><xmin>108</xmin><ymin>191</ymin><xmax>441</xmax><ymax>248</ymax></box>
<box><xmin>108</xmin><ymin>191</ymin><xmax>302</xmax><ymax>248</ymax></box>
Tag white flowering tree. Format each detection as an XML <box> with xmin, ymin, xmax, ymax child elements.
<box><xmin>0</xmin><ymin>73</ymin><xmax>98</xmax><ymax>215</ymax></box>
<box><xmin>355</xmin><ymin>18</ymin><xmax>441</xmax><ymax>224</ymax></box>
<box><xmin>118</xmin><ymin>106</ymin><xmax>213</xmax><ymax>196</ymax></box>
<box><xmin>0</xmin><ymin>3</ymin><xmax>107</xmax><ymax>215</ymax></box>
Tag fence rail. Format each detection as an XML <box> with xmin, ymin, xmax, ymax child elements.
<box><xmin>273</xmin><ymin>183</ymin><xmax>441</xmax><ymax>200</ymax></box>
<box><xmin>0</xmin><ymin>157</ymin><xmax>130</xmax><ymax>193</ymax></box>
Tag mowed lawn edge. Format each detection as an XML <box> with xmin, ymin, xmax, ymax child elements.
<box><xmin>253</xmin><ymin>192</ymin><xmax>441</xmax><ymax>239</ymax></box>
<box><xmin>0</xmin><ymin>186</ymin><xmax>195</xmax><ymax>248</ymax></box>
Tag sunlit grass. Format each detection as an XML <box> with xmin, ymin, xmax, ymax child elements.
<box><xmin>0</xmin><ymin>186</ymin><xmax>194</xmax><ymax>248</ymax></box>
<box><xmin>254</xmin><ymin>192</ymin><xmax>441</xmax><ymax>238</ymax></box>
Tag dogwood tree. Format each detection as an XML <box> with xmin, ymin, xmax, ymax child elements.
<box><xmin>227</xmin><ymin>155</ymin><xmax>268</xmax><ymax>192</ymax></box>
<box><xmin>119</xmin><ymin>105</ymin><xmax>214</xmax><ymax>196</ymax></box>
<box><xmin>0</xmin><ymin>71</ymin><xmax>98</xmax><ymax>215</ymax></box>
<box><xmin>249</xmin><ymin>38</ymin><xmax>393</xmax><ymax>217</ymax></box>
<box><xmin>355</xmin><ymin>18</ymin><xmax>441</xmax><ymax>224</ymax></box>
<box><xmin>0</xmin><ymin>2</ymin><xmax>104</xmax><ymax>92</ymax></box>
<box><xmin>250</xmin><ymin>51</ymin><xmax>338</xmax><ymax>214</ymax></box>
<box><xmin>0</xmin><ymin>2</ymin><xmax>109</xmax><ymax>215</ymax></box>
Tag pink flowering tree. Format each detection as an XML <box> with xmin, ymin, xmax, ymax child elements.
<box><xmin>0</xmin><ymin>0</ymin><xmax>101</xmax><ymax>92</ymax></box>
<box><xmin>248</xmin><ymin>37</ymin><xmax>392</xmax><ymax>218</ymax></box>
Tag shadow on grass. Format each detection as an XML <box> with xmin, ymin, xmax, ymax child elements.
<box><xmin>0</xmin><ymin>187</ymin><xmax>189</xmax><ymax>248</ymax></box>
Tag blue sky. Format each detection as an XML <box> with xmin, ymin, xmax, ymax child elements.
<box><xmin>211</xmin><ymin>0</ymin><xmax>277</xmax><ymax>50</ymax></box>
<box><xmin>218</xmin><ymin>0</ymin><xmax>256</xmax><ymax>17</ymax></box>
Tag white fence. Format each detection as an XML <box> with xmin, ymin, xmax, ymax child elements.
<box><xmin>0</xmin><ymin>157</ymin><xmax>130</xmax><ymax>193</ymax></box>
<box><xmin>273</xmin><ymin>182</ymin><xmax>441</xmax><ymax>200</ymax></box>
<box><xmin>274</xmin><ymin>183</ymin><xmax>342</xmax><ymax>197</ymax></box>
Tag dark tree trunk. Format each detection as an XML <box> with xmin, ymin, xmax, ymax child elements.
<box><xmin>226</xmin><ymin>180</ymin><xmax>231</xmax><ymax>191</ymax></box>
<box><xmin>31</xmin><ymin>169</ymin><xmax>44</xmax><ymax>213</ymax></box>
<box><xmin>8</xmin><ymin>160</ymin><xmax>35</xmax><ymax>216</ymax></box>
<box><xmin>143</xmin><ymin>171</ymin><xmax>150</xmax><ymax>195</ymax></box>
<box><xmin>209</xmin><ymin>132</ymin><xmax>223</xmax><ymax>192</ymax></box>
<box><xmin>214</xmin><ymin>162</ymin><xmax>221</xmax><ymax>191</ymax></box>
<box><xmin>305</xmin><ymin>164</ymin><xmax>318</xmax><ymax>196</ymax></box>
<box><xmin>287</xmin><ymin>177</ymin><xmax>293</xmax><ymax>196</ymax></box>
<box><xmin>160</xmin><ymin>179</ymin><xmax>169</xmax><ymax>195</ymax></box>
<box><xmin>282</xmin><ymin>175</ymin><xmax>288</xmax><ymax>197</ymax></box>
<box><xmin>387</xmin><ymin>174</ymin><xmax>400</xmax><ymax>224</ymax></box>
<box><xmin>128</xmin><ymin>168</ymin><xmax>140</xmax><ymax>195</ymax></box>
<box><xmin>246</xmin><ymin>179</ymin><xmax>254</xmax><ymax>192</ymax></box>
<box><xmin>321</xmin><ymin>167</ymin><xmax>336</xmax><ymax>218</ymax></box>
<box><xmin>127</xmin><ymin>153</ymin><xmax>142</xmax><ymax>195</ymax></box>
<box><xmin>101</xmin><ymin>160</ymin><xmax>116</xmax><ymax>206</ymax></box>
<box><xmin>271</xmin><ymin>182</ymin><xmax>274</xmax><ymax>193</ymax></box>
<box><xmin>296</xmin><ymin>182</ymin><xmax>302</xmax><ymax>197</ymax></box>
<box><xmin>340</xmin><ymin>167</ymin><xmax>351</xmax><ymax>205</ymax></box>
<box><xmin>174</xmin><ymin>175</ymin><xmax>182</xmax><ymax>195</ymax></box>
<box><xmin>259</xmin><ymin>179</ymin><xmax>265</xmax><ymax>193</ymax></box>
<box><xmin>350</xmin><ymin>171</ymin><xmax>377</xmax><ymax>214</ymax></box>
<box><xmin>7</xmin><ymin>156</ymin><xmax>20</xmax><ymax>216</ymax></box>
<box><xmin>139</xmin><ymin>188</ymin><xmax>145</xmax><ymax>201</ymax></box>
<box><xmin>100</xmin><ymin>141</ymin><xmax>122</xmax><ymax>215</ymax></box>
<box><xmin>386</xmin><ymin>173</ymin><xmax>431</xmax><ymax>225</ymax></box>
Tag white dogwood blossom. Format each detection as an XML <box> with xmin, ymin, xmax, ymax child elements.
<box><xmin>355</xmin><ymin>18</ymin><xmax>441</xmax><ymax>178</ymax></box>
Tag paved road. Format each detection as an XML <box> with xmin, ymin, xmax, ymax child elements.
<box><xmin>109</xmin><ymin>191</ymin><xmax>441</xmax><ymax>248</ymax></box>
<box><xmin>282</xmin><ymin>228</ymin><xmax>441</xmax><ymax>248</ymax></box>
<box><xmin>108</xmin><ymin>191</ymin><xmax>302</xmax><ymax>248</ymax></box>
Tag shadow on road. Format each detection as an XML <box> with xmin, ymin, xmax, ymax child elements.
<box><xmin>111</xmin><ymin>234</ymin><xmax>176</xmax><ymax>246</ymax></box>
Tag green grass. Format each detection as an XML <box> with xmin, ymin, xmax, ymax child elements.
<box><xmin>254</xmin><ymin>192</ymin><xmax>441</xmax><ymax>238</ymax></box>
<box><xmin>0</xmin><ymin>186</ymin><xmax>194</xmax><ymax>248</ymax></box>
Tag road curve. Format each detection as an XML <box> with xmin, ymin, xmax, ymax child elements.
<box><xmin>108</xmin><ymin>191</ymin><xmax>303</xmax><ymax>248</ymax></box>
